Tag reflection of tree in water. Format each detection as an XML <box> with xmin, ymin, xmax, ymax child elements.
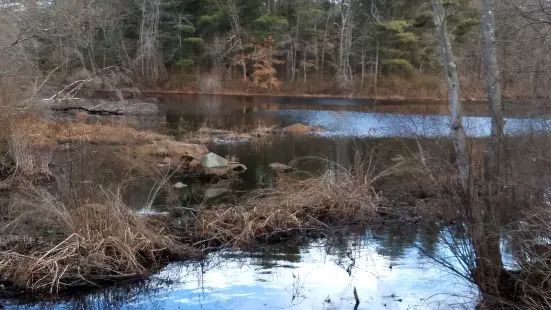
<box><xmin>247</xmin><ymin>243</ymin><xmax>303</xmax><ymax>269</ymax></box>
<box><xmin>368</xmin><ymin>223</ymin><xmax>422</xmax><ymax>259</ymax></box>
<box><xmin>416</xmin><ymin>222</ymin><xmax>443</xmax><ymax>257</ymax></box>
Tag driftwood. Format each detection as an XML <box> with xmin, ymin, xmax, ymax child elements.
<box><xmin>44</xmin><ymin>98</ymin><xmax>159</xmax><ymax>115</ymax></box>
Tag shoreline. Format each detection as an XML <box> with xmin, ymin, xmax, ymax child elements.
<box><xmin>92</xmin><ymin>88</ymin><xmax>498</xmax><ymax>103</ymax></box>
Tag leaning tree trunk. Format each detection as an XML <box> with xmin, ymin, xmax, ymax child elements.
<box><xmin>474</xmin><ymin>0</ymin><xmax>505</xmax><ymax>296</ymax></box>
<box><xmin>431</xmin><ymin>0</ymin><xmax>470</xmax><ymax>189</ymax></box>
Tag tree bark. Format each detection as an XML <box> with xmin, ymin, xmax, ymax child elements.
<box><xmin>475</xmin><ymin>0</ymin><xmax>505</xmax><ymax>296</ymax></box>
<box><xmin>320</xmin><ymin>12</ymin><xmax>330</xmax><ymax>81</ymax></box>
<box><xmin>431</xmin><ymin>0</ymin><xmax>470</xmax><ymax>189</ymax></box>
<box><xmin>481</xmin><ymin>0</ymin><xmax>506</xmax><ymax>182</ymax></box>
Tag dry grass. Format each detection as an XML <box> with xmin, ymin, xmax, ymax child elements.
<box><xmin>192</xmin><ymin>153</ymin><xmax>411</xmax><ymax>248</ymax></box>
<box><xmin>182</xmin><ymin>120</ymin><xmax>277</xmax><ymax>144</ymax></box>
<box><xmin>0</xmin><ymin>185</ymin><xmax>197</xmax><ymax>293</ymax></box>
<box><xmin>13</xmin><ymin>114</ymin><xmax>167</xmax><ymax>146</ymax></box>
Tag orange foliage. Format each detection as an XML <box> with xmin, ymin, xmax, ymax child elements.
<box><xmin>246</xmin><ymin>36</ymin><xmax>283</xmax><ymax>90</ymax></box>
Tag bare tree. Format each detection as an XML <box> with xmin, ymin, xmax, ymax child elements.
<box><xmin>336</xmin><ymin>0</ymin><xmax>353</xmax><ymax>84</ymax></box>
<box><xmin>471</xmin><ymin>0</ymin><xmax>506</xmax><ymax>297</ymax></box>
<box><xmin>136</xmin><ymin>0</ymin><xmax>165</xmax><ymax>84</ymax></box>
<box><xmin>431</xmin><ymin>0</ymin><xmax>470</xmax><ymax>189</ymax></box>
<box><xmin>482</xmin><ymin>0</ymin><xmax>506</xmax><ymax>182</ymax></box>
<box><xmin>214</xmin><ymin>0</ymin><xmax>247</xmax><ymax>81</ymax></box>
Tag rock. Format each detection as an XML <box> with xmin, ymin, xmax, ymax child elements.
<box><xmin>172</xmin><ymin>182</ymin><xmax>187</xmax><ymax>189</ymax></box>
<box><xmin>269</xmin><ymin>162</ymin><xmax>293</xmax><ymax>172</ymax></box>
<box><xmin>282</xmin><ymin>124</ymin><xmax>326</xmax><ymax>133</ymax></box>
<box><xmin>200</xmin><ymin>152</ymin><xmax>229</xmax><ymax>169</ymax></box>
<box><xmin>163</xmin><ymin>140</ymin><xmax>209</xmax><ymax>158</ymax></box>
<box><xmin>189</xmin><ymin>158</ymin><xmax>201</xmax><ymax>169</ymax></box>
<box><xmin>205</xmin><ymin>187</ymin><xmax>232</xmax><ymax>199</ymax></box>
<box><xmin>229</xmin><ymin>163</ymin><xmax>247</xmax><ymax>173</ymax></box>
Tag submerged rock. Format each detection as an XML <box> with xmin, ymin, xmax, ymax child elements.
<box><xmin>282</xmin><ymin>123</ymin><xmax>326</xmax><ymax>133</ymax></box>
<box><xmin>229</xmin><ymin>163</ymin><xmax>247</xmax><ymax>173</ymax></box>
<box><xmin>172</xmin><ymin>182</ymin><xmax>187</xmax><ymax>189</ymax></box>
<box><xmin>200</xmin><ymin>152</ymin><xmax>229</xmax><ymax>169</ymax></box>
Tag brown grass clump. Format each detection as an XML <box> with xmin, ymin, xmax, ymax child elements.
<box><xmin>12</xmin><ymin>114</ymin><xmax>167</xmax><ymax>146</ymax></box>
<box><xmin>182</xmin><ymin>121</ymin><xmax>277</xmax><ymax>144</ymax></box>
<box><xmin>192</xmin><ymin>155</ymin><xmax>408</xmax><ymax>247</ymax></box>
<box><xmin>0</xmin><ymin>187</ymin><xmax>197</xmax><ymax>293</ymax></box>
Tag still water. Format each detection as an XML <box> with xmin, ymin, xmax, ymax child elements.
<box><xmin>4</xmin><ymin>95</ymin><xmax>545</xmax><ymax>310</ymax></box>
<box><xmin>6</xmin><ymin>225</ymin><xmax>477</xmax><ymax>310</ymax></box>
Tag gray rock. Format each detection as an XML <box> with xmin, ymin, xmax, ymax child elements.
<box><xmin>205</xmin><ymin>187</ymin><xmax>232</xmax><ymax>199</ymax></box>
<box><xmin>172</xmin><ymin>182</ymin><xmax>187</xmax><ymax>189</ymax></box>
<box><xmin>200</xmin><ymin>152</ymin><xmax>229</xmax><ymax>169</ymax></box>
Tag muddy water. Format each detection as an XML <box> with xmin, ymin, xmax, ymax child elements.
<box><xmin>4</xmin><ymin>95</ymin><xmax>547</xmax><ymax>309</ymax></box>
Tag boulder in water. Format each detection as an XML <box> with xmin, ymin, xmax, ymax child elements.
<box><xmin>172</xmin><ymin>182</ymin><xmax>187</xmax><ymax>189</ymax></box>
<box><xmin>200</xmin><ymin>152</ymin><xmax>229</xmax><ymax>169</ymax></box>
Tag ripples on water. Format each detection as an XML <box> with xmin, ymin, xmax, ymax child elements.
<box><xmin>267</xmin><ymin>110</ymin><xmax>551</xmax><ymax>138</ymax></box>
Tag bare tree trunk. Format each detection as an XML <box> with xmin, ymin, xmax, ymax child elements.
<box><xmin>336</xmin><ymin>0</ymin><xmax>353</xmax><ymax>82</ymax></box>
<box><xmin>431</xmin><ymin>0</ymin><xmax>470</xmax><ymax>189</ymax></box>
<box><xmin>217</xmin><ymin>0</ymin><xmax>247</xmax><ymax>81</ymax></box>
<box><xmin>361</xmin><ymin>47</ymin><xmax>365</xmax><ymax>89</ymax></box>
<box><xmin>314</xmin><ymin>22</ymin><xmax>319</xmax><ymax>76</ymax></box>
<box><xmin>475</xmin><ymin>0</ymin><xmax>505</xmax><ymax>296</ymax></box>
<box><xmin>291</xmin><ymin>12</ymin><xmax>300</xmax><ymax>82</ymax></box>
<box><xmin>320</xmin><ymin>13</ymin><xmax>329</xmax><ymax>81</ymax></box>
<box><xmin>137</xmin><ymin>0</ymin><xmax>164</xmax><ymax>83</ymax></box>
<box><xmin>374</xmin><ymin>40</ymin><xmax>379</xmax><ymax>89</ymax></box>
<box><xmin>303</xmin><ymin>49</ymin><xmax>307</xmax><ymax>84</ymax></box>
<box><xmin>482</xmin><ymin>0</ymin><xmax>506</xmax><ymax>182</ymax></box>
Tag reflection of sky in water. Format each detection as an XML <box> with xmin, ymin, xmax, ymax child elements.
<box><xmin>135</xmin><ymin>237</ymin><xmax>473</xmax><ymax>310</ymax></box>
<box><xmin>268</xmin><ymin>110</ymin><xmax>551</xmax><ymax>138</ymax></box>
<box><xmin>19</xmin><ymin>231</ymin><xmax>478</xmax><ymax>310</ymax></box>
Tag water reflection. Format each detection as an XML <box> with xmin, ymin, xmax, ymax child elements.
<box><xmin>6</xmin><ymin>225</ymin><xmax>476</xmax><ymax>310</ymax></box>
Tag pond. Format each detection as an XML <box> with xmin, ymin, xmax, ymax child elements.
<box><xmin>6</xmin><ymin>224</ymin><xmax>480</xmax><ymax>310</ymax></box>
<box><xmin>3</xmin><ymin>95</ymin><xmax>546</xmax><ymax>309</ymax></box>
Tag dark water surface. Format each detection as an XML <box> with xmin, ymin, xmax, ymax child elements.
<box><xmin>5</xmin><ymin>95</ymin><xmax>547</xmax><ymax>309</ymax></box>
